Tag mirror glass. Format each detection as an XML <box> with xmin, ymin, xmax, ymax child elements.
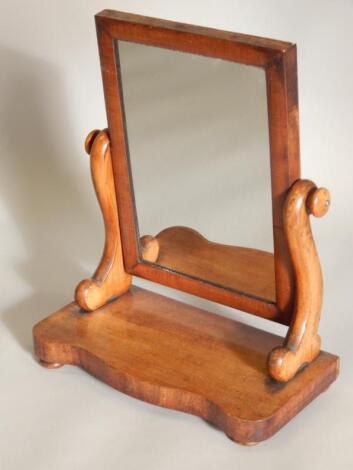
<box><xmin>117</xmin><ymin>40</ymin><xmax>275</xmax><ymax>302</ymax></box>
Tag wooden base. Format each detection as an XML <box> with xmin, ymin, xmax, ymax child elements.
<box><xmin>33</xmin><ymin>287</ymin><xmax>339</xmax><ymax>444</ymax></box>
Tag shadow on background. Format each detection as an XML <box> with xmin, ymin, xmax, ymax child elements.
<box><xmin>0</xmin><ymin>47</ymin><xmax>283</xmax><ymax>359</ymax></box>
<box><xmin>0</xmin><ymin>48</ymin><xmax>99</xmax><ymax>353</ymax></box>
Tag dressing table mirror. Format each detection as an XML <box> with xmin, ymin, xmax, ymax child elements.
<box><xmin>33</xmin><ymin>10</ymin><xmax>339</xmax><ymax>445</ymax></box>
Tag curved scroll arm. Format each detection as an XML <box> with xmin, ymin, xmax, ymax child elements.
<box><xmin>75</xmin><ymin>129</ymin><xmax>131</xmax><ymax>311</ymax></box>
<box><xmin>268</xmin><ymin>179</ymin><xmax>330</xmax><ymax>382</ymax></box>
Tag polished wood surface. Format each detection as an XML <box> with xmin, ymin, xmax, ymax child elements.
<box><xmin>96</xmin><ymin>10</ymin><xmax>300</xmax><ymax>323</ymax></box>
<box><xmin>268</xmin><ymin>180</ymin><xmax>331</xmax><ymax>381</ymax></box>
<box><xmin>266</xmin><ymin>43</ymin><xmax>300</xmax><ymax>318</ymax></box>
<box><xmin>75</xmin><ymin>129</ymin><xmax>131</xmax><ymax>311</ymax></box>
<box><xmin>141</xmin><ymin>226</ymin><xmax>275</xmax><ymax>302</ymax></box>
<box><xmin>99</xmin><ymin>10</ymin><xmax>293</xmax><ymax>62</ymax></box>
<box><xmin>33</xmin><ymin>287</ymin><xmax>339</xmax><ymax>445</ymax></box>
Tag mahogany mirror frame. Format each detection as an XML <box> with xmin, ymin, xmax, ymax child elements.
<box><xmin>95</xmin><ymin>9</ymin><xmax>300</xmax><ymax>325</ymax></box>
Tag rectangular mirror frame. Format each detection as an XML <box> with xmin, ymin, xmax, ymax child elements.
<box><xmin>95</xmin><ymin>10</ymin><xmax>301</xmax><ymax>325</ymax></box>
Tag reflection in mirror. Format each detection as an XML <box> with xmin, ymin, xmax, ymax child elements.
<box><xmin>117</xmin><ymin>40</ymin><xmax>275</xmax><ymax>302</ymax></box>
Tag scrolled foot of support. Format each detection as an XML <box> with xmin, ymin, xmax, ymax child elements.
<box><xmin>268</xmin><ymin>335</ymin><xmax>321</xmax><ymax>382</ymax></box>
<box><xmin>268</xmin><ymin>180</ymin><xmax>330</xmax><ymax>382</ymax></box>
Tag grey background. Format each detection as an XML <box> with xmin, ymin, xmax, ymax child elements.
<box><xmin>0</xmin><ymin>1</ymin><xmax>352</xmax><ymax>469</ymax></box>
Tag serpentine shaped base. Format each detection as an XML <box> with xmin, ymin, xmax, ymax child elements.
<box><xmin>75</xmin><ymin>129</ymin><xmax>131</xmax><ymax>311</ymax></box>
<box><xmin>268</xmin><ymin>180</ymin><xmax>331</xmax><ymax>382</ymax></box>
<box><xmin>33</xmin><ymin>287</ymin><xmax>339</xmax><ymax>445</ymax></box>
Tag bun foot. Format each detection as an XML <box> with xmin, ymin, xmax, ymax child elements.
<box><xmin>38</xmin><ymin>359</ymin><xmax>63</xmax><ymax>369</ymax></box>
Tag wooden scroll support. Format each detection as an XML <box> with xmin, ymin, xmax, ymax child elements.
<box><xmin>268</xmin><ymin>179</ymin><xmax>331</xmax><ymax>382</ymax></box>
<box><xmin>75</xmin><ymin>129</ymin><xmax>131</xmax><ymax>311</ymax></box>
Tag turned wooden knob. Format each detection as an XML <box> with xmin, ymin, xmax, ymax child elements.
<box><xmin>307</xmin><ymin>187</ymin><xmax>330</xmax><ymax>217</ymax></box>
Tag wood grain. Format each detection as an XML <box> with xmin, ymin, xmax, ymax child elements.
<box><xmin>33</xmin><ymin>286</ymin><xmax>339</xmax><ymax>445</ymax></box>
<box><xmin>268</xmin><ymin>180</ymin><xmax>331</xmax><ymax>381</ymax></box>
<box><xmin>266</xmin><ymin>44</ymin><xmax>300</xmax><ymax>318</ymax></box>
<box><xmin>75</xmin><ymin>129</ymin><xmax>131</xmax><ymax>311</ymax></box>
<box><xmin>141</xmin><ymin>226</ymin><xmax>275</xmax><ymax>302</ymax></box>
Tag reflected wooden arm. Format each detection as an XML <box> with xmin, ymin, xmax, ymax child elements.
<box><xmin>140</xmin><ymin>235</ymin><xmax>160</xmax><ymax>263</ymax></box>
<box><xmin>75</xmin><ymin>129</ymin><xmax>131</xmax><ymax>311</ymax></box>
<box><xmin>268</xmin><ymin>179</ymin><xmax>330</xmax><ymax>382</ymax></box>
